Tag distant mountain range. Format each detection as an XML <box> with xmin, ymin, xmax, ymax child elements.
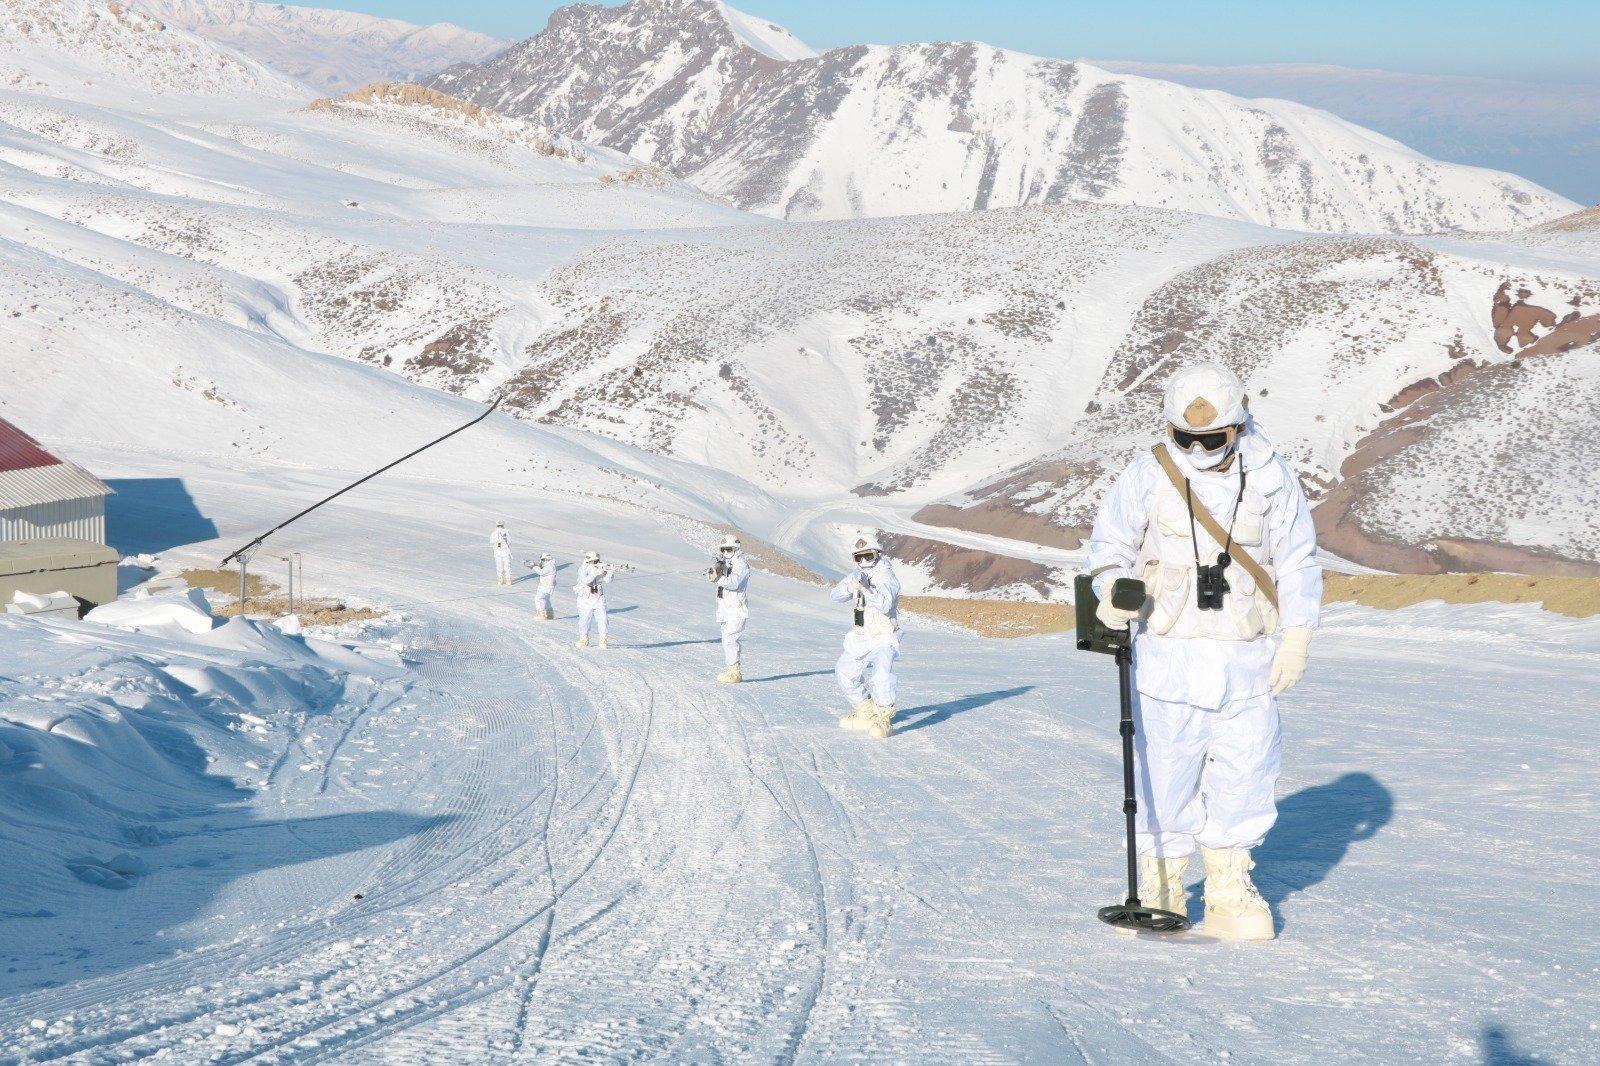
<box><xmin>130</xmin><ymin>0</ymin><xmax>505</xmax><ymax>92</ymax></box>
<box><xmin>1094</xmin><ymin>59</ymin><xmax>1600</xmax><ymax>206</ymax></box>
<box><xmin>426</xmin><ymin>0</ymin><xmax>1575</xmax><ymax>233</ymax></box>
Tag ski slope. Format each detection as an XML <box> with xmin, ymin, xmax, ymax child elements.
<box><xmin>1</xmin><ymin>448</ymin><xmax>1596</xmax><ymax>1061</ymax></box>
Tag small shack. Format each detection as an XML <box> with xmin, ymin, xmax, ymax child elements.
<box><xmin>0</xmin><ymin>417</ymin><xmax>117</xmax><ymax>614</ymax></box>
<box><xmin>0</xmin><ymin>416</ymin><xmax>112</xmax><ymax>542</ymax></box>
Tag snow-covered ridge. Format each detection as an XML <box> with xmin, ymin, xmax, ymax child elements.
<box><xmin>128</xmin><ymin>0</ymin><xmax>507</xmax><ymax>92</ymax></box>
<box><xmin>711</xmin><ymin>0</ymin><xmax>815</xmax><ymax>62</ymax></box>
<box><xmin>0</xmin><ymin>0</ymin><xmax>313</xmax><ymax>106</ymax></box>
<box><xmin>426</xmin><ymin>0</ymin><xmax>1575</xmax><ymax>232</ymax></box>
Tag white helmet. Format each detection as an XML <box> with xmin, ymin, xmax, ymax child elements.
<box><xmin>1163</xmin><ymin>362</ymin><xmax>1247</xmax><ymax>469</ymax></box>
<box><xmin>1163</xmin><ymin>362</ymin><xmax>1246</xmax><ymax>433</ymax></box>
<box><xmin>540</xmin><ymin>552</ymin><xmax>552</xmax><ymax>561</ymax></box>
<box><xmin>584</xmin><ymin>550</ymin><xmax>600</xmax><ymax>564</ymax></box>
<box><xmin>719</xmin><ymin>534</ymin><xmax>741</xmax><ymax>552</ymax></box>
<box><xmin>850</xmin><ymin>530</ymin><xmax>882</xmax><ymax>559</ymax></box>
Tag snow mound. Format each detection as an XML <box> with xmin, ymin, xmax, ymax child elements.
<box><xmin>87</xmin><ymin>586</ymin><xmax>217</xmax><ymax>636</ymax></box>
<box><xmin>0</xmin><ymin>608</ymin><xmax>414</xmax><ymax>950</ymax></box>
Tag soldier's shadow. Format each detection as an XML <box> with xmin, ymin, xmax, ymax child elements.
<box><xmin>1254</xmin><ymin>771</ymin><xmax>1393</xmax><ymax>909</ymax></box>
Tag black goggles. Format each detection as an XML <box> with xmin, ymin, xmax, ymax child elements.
<box><xmin>853</xmin><ymin>551</ymin><xmax>880</xmax><ymax>564</ymax></box>
<box><xmin>1170</xmin><ymin>424</ymin><xmax>1239</xmax><ymax>453</ymax></box>
<box><xmin>720</xmin><ymin>546</ymin><xmax>736</xmax><ymax>553</ymax></box>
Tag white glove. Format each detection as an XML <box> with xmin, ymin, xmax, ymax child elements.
<box><xmin>1270</xmin><ymin>627</ymin><xmax>1312</xmax><ymax>696</ymax></box>
<box><xmin>1095</xmin><ymin>595</ymin><xmax>1139</xmax><ymax>630</ymax></box>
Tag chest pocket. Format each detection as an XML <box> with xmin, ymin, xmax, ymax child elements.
<box><xmin>1156</xmin><ymin>492</ymin><xmax>1191</xmax><ymax>539</ymax></box>
<box><xmin>1233</xmin><ymin>489</ymin><xmax>1269</xmax><ymax>550</ymax></box>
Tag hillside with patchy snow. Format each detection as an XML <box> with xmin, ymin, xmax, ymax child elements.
<box><xmin>129</xmin><ymin>0</ymin><xmax>506</xmax><ymax>92</ymax></box>
<box><xmin>0</xmin><ymin>0</ymin><xmax>311</xmax><ymax>107</ymax></box>
<box><xmin>426</xmin><ymin>0</ymin><xmax>1574</xmax><ymax>232</ymax></box>
<box><xmin>0</xmin><ymin>0</ymin><xmax>1596</xmax><ymax>596</ymax></box>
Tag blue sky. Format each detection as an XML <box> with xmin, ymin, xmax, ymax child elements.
<box><xmin>331</xmin><ymin>0</ymin><xmax>1597</xmax><ymax>81</ymax></box>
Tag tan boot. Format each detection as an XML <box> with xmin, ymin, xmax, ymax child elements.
<box><xmin>575</xmin><ymin>635</ymin><xmax>589</xmax><ymax>649</ymax></box>
<box><xmin>597</xmin><ymin>637</ymin><xmax>609</xmax><ymax>650</ymax></box>
<box><xmin>1200</xmin><ymin>846</ymin><xmax>1275</xmax><ymax>941</ymax></box>
<box><xmin>839</xmin><ymin>699</ymin><xmax>874</xmax><ymax>731</ymax></box>
<box><xmin>865</xmin><ymin>702</ymin><xmax>896</xmax><ymax>740</ymax></box>
<box><xmin>716</xmin><ymin>663</ymin><xmax>742</xmax><ymax>684</ymax></box>
<box><xmin>1139</xmin><ymin>855</ymin><xmax>1190</xmax><ymax>915</ymax></box>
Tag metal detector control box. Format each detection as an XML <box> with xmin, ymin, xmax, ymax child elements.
<box><xmin>1074</xmin><ymin>573</ymin><xmax>1146</xmax><ymax>655</ymax></box>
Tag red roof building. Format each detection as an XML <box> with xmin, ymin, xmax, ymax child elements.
<box><xmin>0</xmin><ymin>417</ymin><xmax>112</xmax><ymax>545</ymax></box>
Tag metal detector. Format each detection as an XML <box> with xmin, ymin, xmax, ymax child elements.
<box><xmin>1075</xmin><ymin>573</ymin><xmax>1192</xmax><ymax>934</ymax></box>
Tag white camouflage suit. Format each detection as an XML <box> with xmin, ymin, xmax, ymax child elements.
<box><xmin>714</xmin><ymin>550</ymin><xmax>752</xmax><ymax>667</ymax></box>
<box><xmin>533</xmin><ymin>558</ymin><xmax>557</xmax><ymax>618</ymax></box>
<box><xmin>830</xmin><ymin>562</ymin><xmax>902</xmax><ymax>707</ymax></box>
<box><xmin>491</xmin><ymin>525</ymin><xmax>512</xmax><ymax>585</ymax></box>
<box><xmin>573</xmin><ymin>562</ymin><xmax>612</xmax><ymax>642</ymax></box>
<box><xmin>1087</xmin><ymin>426</ymin><xmax>1321</xmax><ymax>858</ymax></box>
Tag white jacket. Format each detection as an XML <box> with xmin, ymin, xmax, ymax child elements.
<box><xmin>573</xmin><ymin>563</ymin><xmax>612</xmax><ymax>603</ymax></box>
<box><xmin>713</xmin><ymin>551</ymin><xmax>751</xmax><ymax>622</ymax></box>
<box><xmin>491</xmin><ymin>528</ymin><xmax>511</xmax><ymax>553</ymax></box>
<box><xmin>830</xmin><ymin>563</ymin><xmax>901</xmax><ymax>643</ymax></box>
<box><xmin>535</xmin><ymin>560</ymin><xmax>556</xmax><ymax>592</ymax></box>
<box><xmin>1086</xmin><ymin>427</ymin><xmax>1321</xmax><ymax>707</ymax></box>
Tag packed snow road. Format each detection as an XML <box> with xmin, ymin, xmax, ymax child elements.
<box><xmin>2</xmin><ymin>460</ymin><xmax>1598</xmax><ymax>1063</ymax></box>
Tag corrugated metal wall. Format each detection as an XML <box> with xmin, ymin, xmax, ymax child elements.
<box><xmin>0</xmin><ymin>497</ymin><xmax>106</xmax><ymax>544</ymax></box>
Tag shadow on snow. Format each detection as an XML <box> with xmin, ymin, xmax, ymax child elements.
<box><xmin>1255</xmin><ymin>770</ymin><xmax>1392</xmax><ymax>910</ymax></box>
<box><xmin>895</xmin><ymin>686</ymin><xmax>1035</xmax><ymax>735</ymax></box>
<box><xmin>104</xmin><ymin>478</ymin><xmax>220</xmax><ymax>556</ymax></box>
<box><xmin>0</xmin><ymin>702</ymin><xmax>451</xmax><ymax>1000</ymax></box>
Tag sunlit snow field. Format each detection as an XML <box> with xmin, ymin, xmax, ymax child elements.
<box><xmin>1</xmin><ymin>450</ymin><xmax>1595</xmax><ymax>1062</ymax></box>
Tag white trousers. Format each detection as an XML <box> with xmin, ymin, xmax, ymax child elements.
<box><xmin>719</xmin><ymin>617</ymin><xmax>746</xmax><ymax>667</ymax></box>
<box><xmin>534</xmin><ymin>588</ymin><xmax>554</xmax><ymax>616</ymax></box>
<box><xmin>493</xmin><ymin>548</ymin><xmax>512</xmax><ymax>584</ymax></box>
<box><xmin>577</xmin><ymin>601</ymin><xmax>608</xmax><ymax>640</ymax></box>
<box><xmin>836</xmin><ymin>634</ymin><xmax>899</xmax><ymax>707</ymax></box>
<box><xmin>1133</xmin><ymin>691</ymin><xmax>1281</xmax><ymax>858</ymax></box>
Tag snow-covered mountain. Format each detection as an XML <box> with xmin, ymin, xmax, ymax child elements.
<box><xmin>129</xmin><ymin>0</ymin><xmax>507</xmax><ymax>92</ymax></box>
<box><xmin>0</xmin><ymin>0</ymin><xmax>312</xmax><ymax>107</ymax></box>
<box><xmin>426</xmin><ymin>0</ymin><xmax>1575</xmax><ymax>233</ymax></box>
<box><xmin>1092</xmin><ymin>59</ymin><xmax>1600</xmax><ymax>208</ymax></box>
<box><xmin>473</xmin><ymin>210</ymin><xmax>1600</xmax><ymax>583</ymax></box>
<box><xmin>2</xmin><ymin>0</ymin><xmax>1596</xmax><ymax>595</ymax></box>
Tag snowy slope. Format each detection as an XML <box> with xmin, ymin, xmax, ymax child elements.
<box><xmin>0</xmin><ymin>0</ymin><xmax>313</xmax><ymax>108</ymax></box>
<box><xmin>0</xmin><ymin>450</ymin><xmax>1597</xmax><ymax>1060</ymax></box>
<box><xmin>0</xmin><ymin>12</ymin><xmax>1598</xmax><ymax>1056</ymax></box>
<box><xmin>129</xmin><ymin>0</ymin><xmax>507</xmax><ymax>92</ymax></box>
<box><xmin>461</xmin><ymin>208</ymin><xmax>1599</xmax><ymax>581</ymax></box>
<box><xmin>1</xmin><ymin>0</ymin><xmax>1595</xmax><ymax>593</ymax></box>
<box><xmin>426</xmin><ymin>0</ymin><xmax>1575</xmax><ymax>232</ymax></box>
<box><xmin>910</xmin><ymin>228</ymin><xmax>1600</xmax><ymax>578</ymax></box>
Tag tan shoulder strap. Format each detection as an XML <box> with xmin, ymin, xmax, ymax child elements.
<box><xmin>1150</xmin><ymin>445</ymin><xmax>1278</xmax><ymax>610</ymax></box>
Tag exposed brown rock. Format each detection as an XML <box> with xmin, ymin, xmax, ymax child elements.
<box><xmin>900</xmin><ymin>596</ymin><xmax>1074</xmax><ymax>638</ymax></box>
<box><xmin>1535</xmin><ymin>205</ymin><xmax>1600</xmax><ymax>232</ymax></box>
<box><xmin>879</xmin><ymin>532</ymin><xmax>1056</xmax><ymax>595</ymax></box>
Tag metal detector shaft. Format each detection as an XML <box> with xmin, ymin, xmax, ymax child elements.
<box><xmin>1116</xmin><ymin>639</ymin><xmax>1140</xmax><ymax>905</ymax></box>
